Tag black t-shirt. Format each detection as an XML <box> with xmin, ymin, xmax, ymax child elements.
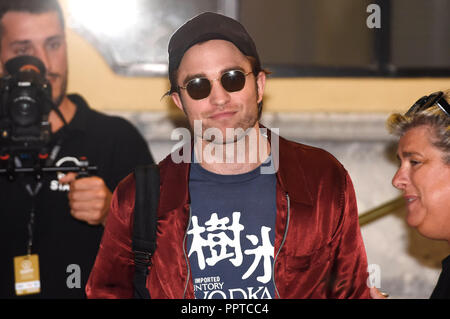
<box><xmin>0</xmin><ymin>94</ymin><xmax>153</xmax><ymax>298</ymax></box>
<box><xmin>430</xmin><ymin>255</ymin><xmax>450</xmax><ymax>299</ymax></box>
<box><xmin>187</xmin><ymin>156</ymin><xmax>277</xmax><ymax>299</ymax></box>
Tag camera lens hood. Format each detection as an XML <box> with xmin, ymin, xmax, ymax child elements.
<box><xmin>5</xmin><ymin>55</ymin><xmax>46</xmax><ymax>76</ymax></box>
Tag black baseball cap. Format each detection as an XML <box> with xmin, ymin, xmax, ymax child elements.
<box><xmin>167</xmin><ymin>12</ymin><xmax>261</xmax><ymax>94</ymax></box>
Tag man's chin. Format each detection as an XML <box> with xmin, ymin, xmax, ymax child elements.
<box><xmin>203</xmin><ymin>126</ymin><xmax>259</xmax><ymax>145</ymax></box>
<box><xmin>50</xmin><ymin>76</ymin><xmax>68</xmax><ymax>109</ymax></box>
<box><xmin>53</xmin><ymin>93</ymin><xmax>66</xmax><ymax>109</ymax></box>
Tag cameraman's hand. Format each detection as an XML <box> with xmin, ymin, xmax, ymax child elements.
<box><xmin>59</xmin><ymin>173</ymin><xmax>112</xmax><ymax>226</ymax></box>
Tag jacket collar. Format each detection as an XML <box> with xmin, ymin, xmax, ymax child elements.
<box><xmin>158</xmin><ymin>147</ymin><xmax>191</xmax><ymax>214</ymax></box>
<box><xmin>266</xmin><ymin>126</ymin><xmax>313</xmax><ymax>206</ymax></box>
<box><xmin>159</xmin><ymin>125</ymin><xmax>314</xmax><ymax>213</ymax></box>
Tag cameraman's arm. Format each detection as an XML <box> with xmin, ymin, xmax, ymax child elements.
<box><xmin>59</xmin><ymin>172</ymin><xmax>112</xmax><ymax>226</ymax></box>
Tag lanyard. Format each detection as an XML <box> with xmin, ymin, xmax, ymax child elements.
<box><xmin>24</xmin><ymin>182</ymin><xmax>42</xmax><ymax>255</ymax></box>
<box><xmin>14</xmin><ymin>102</ymin><xmax>69</xmax><ymax>255</ymax></box>
<box><xmin>19</xmin><ymin>133</ymin><xmax>66</xmax><ymax>255</ymax></box>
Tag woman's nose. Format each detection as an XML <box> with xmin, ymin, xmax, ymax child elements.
<box><xmin>392</xmin><ymin>167</ymin><xmax>407</xmax><ymax>190</ymax></box>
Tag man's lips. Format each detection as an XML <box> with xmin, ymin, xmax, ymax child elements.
<box><xmin>47</xmin><ymin>74</ymin><xmax>60</xmax><ymax>81</ymax></box>
<box><xmin>208</xmin><ymin>111</ymin><xmax>237</xmax><ymax>120</ymax></box>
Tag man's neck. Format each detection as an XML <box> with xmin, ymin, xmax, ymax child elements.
<box><xmin>195</xmin><ymin>125</ymin><xmax>270</xmax><ymax>175</ymax></box>
<box><xmin>48</xmin><ymin>95</ymin><xmax>76</xmax><ymax>133</ymax></box>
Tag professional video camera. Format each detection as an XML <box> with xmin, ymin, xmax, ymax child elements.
<box><xmin>0</xmin><ymin>55</ymin><xmax>52</xmax><ymax>152</ymax></box>
<box><xmin>0</xmin><ymin>55</ymin><xmax>95</xmax><ymax>181</ymax></box>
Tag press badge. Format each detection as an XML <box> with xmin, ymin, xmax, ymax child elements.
<box><xmin>13</xmin><ymin>254</ymin><xmax>41</xmax><ymax>296</ymax></box>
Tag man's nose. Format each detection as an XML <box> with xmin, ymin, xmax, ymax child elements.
<box><xmin>32</xmin><ymin>48</ymin><xmax>51</xmax><ymax>74</ymax></box>
<box><xmin>209</xmin><ymin>80</ymin><xmax>230</xmax><ymax>108</ymax></box>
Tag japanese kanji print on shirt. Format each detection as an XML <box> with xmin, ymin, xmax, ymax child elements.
<box><xmin>187</xmin><ymin>160</ymin><xmax>276</xmax><ymax>299</ymax></box>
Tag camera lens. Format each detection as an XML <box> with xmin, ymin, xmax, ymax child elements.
<box><xmin>19</xmin><ymin>101</ymin><xmax>31</xmax><ymax>115</ymax></box>
<box><xmin>10</xmin><ymin>92</ymin><xmax>39</xmax><ymax>127</ymax></box>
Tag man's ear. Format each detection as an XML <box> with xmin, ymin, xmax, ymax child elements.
<box><xmin>255</xmin><ymin>71</ymin><xmax>266</xmax><ymax>104</ymax></box>
<box><xmin>171</xmin><ymin>91</ymin><xmax>184</xmax><ymax>111</ymax></box>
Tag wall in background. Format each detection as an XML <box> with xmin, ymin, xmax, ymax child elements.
<box><xmin>60</xmin><ymin>0</ymin><xmax>450</xmax><ymax>113</ymax></box>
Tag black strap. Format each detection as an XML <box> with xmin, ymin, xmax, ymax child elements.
<box><xmin>132</xmin><ymin>164</ymin><xmax>159</xmax><ymax>299</ymax></box>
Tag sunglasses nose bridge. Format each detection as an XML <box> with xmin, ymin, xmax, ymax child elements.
<box><xmin>207</xmin><ymin>76</ymin><xmax>232</xmax><ymax>107</ymax></box>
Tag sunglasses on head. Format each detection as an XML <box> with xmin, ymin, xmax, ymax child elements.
<box><xmin>178</xmin><ymin>69</ymin><xmax>253</xmax><ymax>100</ymax></box>
<box><xmin>405</xmin><ymin>91</ymin><xmax>450</xmax><ymax>117</ymax></box>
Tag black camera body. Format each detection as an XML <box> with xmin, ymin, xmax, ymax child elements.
<box><xmin>0</xmin><ymin>56</ymin><xmax>97</xmax><ymax>181</ymax></box>
<box><xmin>0</xmin><ymin>55</ymin><xmax>53</xmax><ymax>153</ymax></box>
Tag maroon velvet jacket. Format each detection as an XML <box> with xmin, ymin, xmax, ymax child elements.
<box><xmin>86</xmin><ymin>133</ymin><xmax>370</xmax><ymax>299</ymax></box>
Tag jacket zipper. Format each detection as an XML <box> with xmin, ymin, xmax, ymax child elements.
<box><xmin>272</xmin><ymin>193</ymin><xmax>291</xmax><ymax>299</ymax></box>
<box><xmin>182</xmin><ymin>205</ymin><xmax>193</xmax><ymax>299</ymax></box>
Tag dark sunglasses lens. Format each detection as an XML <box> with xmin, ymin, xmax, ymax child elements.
<box><xmin>186</xmin><ymin>78</ymin><xmax>211</xmax><ymax>100</ymax></box>
<box><xmin>405</xmin><ymin>92</ymin><xmax>448</xmax><ymax>116</ymax></box>
<box><xmin>411</xmin><ymin>96</ymin><xmax>428</xmax><ymax>113</ymax></box>
<box><xmin>221</xmin><ymin>71</ymin><xmax>246</xmax><ymax>93</ymax></box>
<box><xmin>416</xmin><ymin>93</ymin><xmax>443</xmax><ymax>112</ymax></box>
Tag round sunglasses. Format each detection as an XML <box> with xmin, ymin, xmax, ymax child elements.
<box><xmin>405</xmin><ymin>91</ymin><xmax>450</xmax><ymax>117</ymax></box>
<box><xmin>178</xmin><ymin>70</ymin><xmax>253</xmax><ymax>100</ymax></box>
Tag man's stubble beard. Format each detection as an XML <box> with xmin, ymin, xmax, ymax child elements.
<box><xmin>182</xmin><ymin>103</ymin><xmax>259</xmax><ymax>145</ymax></box>
<box><xmin>51</xmin><ymin>71</ymin><xmax>68</xmax><ymax>109</ymax></box>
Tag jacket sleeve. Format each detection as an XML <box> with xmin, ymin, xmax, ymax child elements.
<box><xmin>329</xmin><ymin>172</ymin><xmax>370</xmax><ymax>299</ymax></box>
<box><xmin>85</xmin><ymin>174</ymin><xmax>136</xmax><ymax>299</ymax></box>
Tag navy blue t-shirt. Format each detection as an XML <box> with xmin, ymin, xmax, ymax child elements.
<box><xmin>187</xmin><ymin>158</ymin><xmax>277</xmax><ymax>299</ymax></box>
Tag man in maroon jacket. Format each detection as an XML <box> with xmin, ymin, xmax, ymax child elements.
<box><xmin>86</xmin><ymin>12</ymin><xmax>370</xmax><ymax>299</ymax></box>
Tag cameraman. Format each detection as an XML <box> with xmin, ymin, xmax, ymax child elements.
<box><xmin>0</xmin><ymin>0</ymin><xmax>154</xmax><ymax>298</ymax></box>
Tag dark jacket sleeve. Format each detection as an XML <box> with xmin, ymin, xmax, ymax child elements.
<box><xmin>85</xmin><ymin>174</ymin><xmax>136</xmax><ymax>298</ymax></box>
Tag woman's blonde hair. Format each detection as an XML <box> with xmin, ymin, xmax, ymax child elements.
<box><xmin>386</xmin><ymin>90</ymin><xmax>450</xmax><ymax>164</ymax></box>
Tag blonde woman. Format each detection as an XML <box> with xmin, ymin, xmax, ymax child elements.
<box><xmin>372</xmin><ymin>91</ymin><xmax>450</xmax><ymax>299</ymax></box>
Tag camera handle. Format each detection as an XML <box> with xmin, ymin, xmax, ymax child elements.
<box><xmin>0</xmin><ymin>154</ymin><xmax>97</xmax><ymax>181</ymax></box>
